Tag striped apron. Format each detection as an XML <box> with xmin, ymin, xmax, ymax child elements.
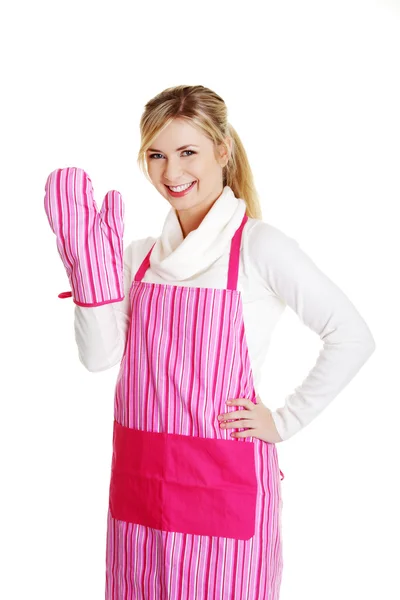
<box><xmin>106</xmin><ymin>213</ymin><xmax>284</xmax><ymax>599</ymax></box>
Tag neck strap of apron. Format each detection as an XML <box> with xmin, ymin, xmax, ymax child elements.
<box><xmin>134</xmin><ymin>213</ymin><xmax>248</xmax><ymax>291</ymax></box>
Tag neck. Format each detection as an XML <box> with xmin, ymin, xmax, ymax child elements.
<box><xmin>176</xmin><ymin>187</ymin><xmax>224</xmax><ymax>238</ymax></box>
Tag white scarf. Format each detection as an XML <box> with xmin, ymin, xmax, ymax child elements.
<box><xmin>149</xmin><ymin>185</ymin><xmax>247</xmax><ymax>281</ymax></box>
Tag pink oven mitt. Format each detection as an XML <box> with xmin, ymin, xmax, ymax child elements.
<box><xmin>44</xmin><ymin>167</ymin><xmax>125</xmax><ymax>307</ymax></box>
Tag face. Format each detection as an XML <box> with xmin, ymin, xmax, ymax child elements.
<box><xmin>146</xmin><ymin>118</ymin><xmax>231</xmax><ymax>219</ymax></box>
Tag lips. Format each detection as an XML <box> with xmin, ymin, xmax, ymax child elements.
<box><xmin>166</xmin><ymin>181</ymin><xmax>195</xmax><ymax>191</ymax></box>
<box><xmin>165</xmin><ymin>181</ymin><xmax>196</xmax><ymax>198</ymax></box>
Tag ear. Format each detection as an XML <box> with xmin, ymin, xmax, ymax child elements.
<box><xmin>225</xmin><ymin>135</ymin><xmax>233</xmax><ymax>153</ymax></box>
<box><xmin>218</xmin><ymin>136</ymin><xmax>232</xmax><ymax>167</ymax></box>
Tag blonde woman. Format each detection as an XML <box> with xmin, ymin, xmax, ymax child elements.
<box><xmin>44</xmin><ymin>85</ymin><xmax>375</xmax><ymax>600</ymax></box>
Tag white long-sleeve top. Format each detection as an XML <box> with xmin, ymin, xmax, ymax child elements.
<box><xmin>73</xmin><ymin>185</ymin><xmax>375</xmax><ymax>441</ymax></box>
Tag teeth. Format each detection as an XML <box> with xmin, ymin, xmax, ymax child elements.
<box><xmin>168</xmin><ymin>181</ymin><xmax>194</xmax><ymax>192</ymax></box>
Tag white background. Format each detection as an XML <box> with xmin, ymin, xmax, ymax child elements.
<box><xmin>1</xmin><ymin>0</ymin><xmax>398</xmax><ymax>598</ymax></box>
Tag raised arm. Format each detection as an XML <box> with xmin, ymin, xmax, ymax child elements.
<box><xmin>73</xmin><ymin>253</ymin><xmax>132</xmax><ymax>372</ymax></box>
<box><xmin>44</xmin><ymin>166</ymin><xmax>128</xmax><ymax>371</ymax></box>
<box><xmin>73</xmin><ymin>239</ymin><xmax>157</xmax><ymax>371</ymax></box>
<box><xmin>246</xmin><ymin>221</ymin><xmax>376</xmax><ymax>442</ymax></box>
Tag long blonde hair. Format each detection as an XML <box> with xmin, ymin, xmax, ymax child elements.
<box><xmin>137</xmin><ymin>85</ymin><xmax>262</xmax><ymax>220</ymax></box>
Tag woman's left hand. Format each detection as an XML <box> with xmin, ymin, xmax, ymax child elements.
<box><xmin>217</xmin><ymin>395</ymin><xmax>282</xmax><ymax>443</ymax></box>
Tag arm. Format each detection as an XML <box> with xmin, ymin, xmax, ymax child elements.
<box><xmin>73</xmin><ymin>251</ymin><xmax>132</xmax><ymax>372</ymax></box>
<box><xmin>73</xmin><ymin>238</ymin><xmax>156</xmax><ymax>372</ymax></box>
<box><xmin>247</xmin><ymin>221</ymin><xmax>376</xmax><ymax>442</ymax></box>
<box><xmin>44</xmin><ymin>166</ymin><xmax>128</xmax><ymax>371</ymax></box>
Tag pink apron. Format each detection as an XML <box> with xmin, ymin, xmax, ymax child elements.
<box><xmin>106</xmin><ymin>213</ymin><xmax>284</xmax><ymax>599</ymax></box>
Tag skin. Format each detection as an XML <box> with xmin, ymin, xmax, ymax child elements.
<box><xmin>146</xmin><ymin>117</ymin><xmax>231</xmax><ymax>238</ymax></box>
<box><xmin>146</xmin><ymin>117</ymin><xmax>282</xmax><ymax>444</ymax></box>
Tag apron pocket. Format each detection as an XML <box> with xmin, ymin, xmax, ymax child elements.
<box><xmin>109</xmin><ymin>419</ymin><xmax>258</xmax><ymax>540</ymax></box>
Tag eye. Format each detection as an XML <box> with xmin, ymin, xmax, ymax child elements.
<box><xmin>148</xmin><ymin>150</ymin><xmax>196</xmax><ymax>159</ymax></box>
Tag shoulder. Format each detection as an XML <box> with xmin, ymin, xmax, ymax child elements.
<box><xmin>243</xmin><ymin>217</ymin><xmax>301</xmax><ymax>271</ymax></box>
<box><xmin>242</xmin><ymin>217</ymin><xmax>332</xmax><ymax>300</ymax></box>
<box><xmin>123</xmin><ymin>236</ymin><xmax>158</xmax><ymax>271</ymax></box>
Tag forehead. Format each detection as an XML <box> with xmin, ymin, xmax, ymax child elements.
<box><xmin>149</xmin><ymin>118</ymin><xmax>208</xmax><ymax>151</ymax></box>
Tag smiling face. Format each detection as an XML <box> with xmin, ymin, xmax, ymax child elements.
<box><xmin>146</xmin><ymin>118</ymin><xmax>231</xmax><ymax>220</ymax></box>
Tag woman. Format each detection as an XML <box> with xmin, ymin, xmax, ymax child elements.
<box><xmin>44</xmin><ymin>84</ymin><xmax>375</xmax><ymax>600</ymax></box>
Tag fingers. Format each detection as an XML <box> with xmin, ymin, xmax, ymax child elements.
<box><xmin>218</xmin><ymin>409</ymin><xmax>252</xmax><ymax>421</ymax></box>
<box><xmin>226</xmin><ymin>398</ymin><xmax>255</xmax><ymax>409</ymax></box>
<box><xmin>99</xmin><ymin>189</ymin><xmax>125</xmax><ymax>239</ymax></box>
<box><xmin>44</xmin><ymin>167</ymin><xmax>97</xmax><ymax>236</ymax></box>
<box><xmin>231</xmin><ymin>429</ymin><xmax>254</xmax><ymax>438</ymax></box>
<box><xmin>44</xmin><ymin>167</ymin><xmax>125</xmax><ymax>245</ymax></box>
<box><xmin>219</xmin><ymin>399</ymin><xmax>256</xmax><ymax>421</ymax></box>
<box><xmin>219</xmin><ymin>419</ymin><xmax>253</xmax><ymax>429</ymax></box>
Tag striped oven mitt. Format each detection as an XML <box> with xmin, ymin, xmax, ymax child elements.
<box><xmin>44</xmin><ymin>167</ymin><xmax>124</xmax><ymax>307</ymax></box>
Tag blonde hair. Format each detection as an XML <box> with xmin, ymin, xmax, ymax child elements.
<box><xmin>137</xmin><ymin>85</ymin><xmax>262</xmax><ymax>220</ymax></box>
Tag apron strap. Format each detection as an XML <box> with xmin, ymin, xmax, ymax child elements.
<box><xmin>227</xmin><ymin>213</ymin><xmax>248</xmax><ymax>291</ymax></box>
<box><xmin>134</xmin><ymin>242</ymin><xmax>156</xmax><ymax>282</ymax></box>
<box><xmin>134</xmin><ymin>212</ymin><xmax>249</xmax><ymax>290</ymax></box>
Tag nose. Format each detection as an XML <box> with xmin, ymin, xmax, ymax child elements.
<box><xmin>163</xmin><ymin>157</ymin><xmax>184</xmax><ymax>183</ymax></box>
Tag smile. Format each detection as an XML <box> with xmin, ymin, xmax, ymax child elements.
<box><xmin>166</xmin><ymin>181</ymin><xmax>195</xmax><ymax>192</ymax></box>
<box><xmin>165</xmin><ymin>181</ymin><xmax>196</xmax><ymax>197</ymax></box>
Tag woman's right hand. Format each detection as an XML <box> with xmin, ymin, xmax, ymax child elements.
<box><xmin>44</xmin><ymin>167</ymin><xmax>125</xmax><ymax>307</ymax></box>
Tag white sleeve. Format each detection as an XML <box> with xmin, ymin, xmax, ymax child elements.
<box><xmin>73</xmin><ymin>238</ymin><xmax>154</xmax><ymax>372</ymax></box>
<box><xmin>247</xmin><ymin>222</ymin><xmax>376</xmax><ymax>442</ymax></box>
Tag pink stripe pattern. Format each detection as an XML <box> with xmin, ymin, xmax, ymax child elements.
<box><xmin>44</xmin><ymin>167</ymin><xmax>124</xmax><ymax>306</ymax></box>
<box><xmin>106</xmin><ymin>213</ymin><xmax>284</xmax><ymax>599</ymax></box>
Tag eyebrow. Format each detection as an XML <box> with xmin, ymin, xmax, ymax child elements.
<box><xmin>147</xmin><ymin>144</ymin><xmax>200</xmax><ymax>152</ymax></box>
